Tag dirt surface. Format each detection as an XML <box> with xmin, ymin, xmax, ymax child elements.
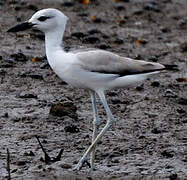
<box><xmin>0</xmin><ymin>0</ymin><xmax>187</xmax><ymax>179</ymax></box>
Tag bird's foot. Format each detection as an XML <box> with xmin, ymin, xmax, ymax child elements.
<box><xmin>73</xmin><ymin>158</ymin><xmax>91</xmax><ymax>171</ymax></box>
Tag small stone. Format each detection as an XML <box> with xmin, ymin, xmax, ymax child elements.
<box><xmin>114</xmin><ymin>37</ymin><xmax>124</xmax><ymax>44</ymax></box>
<box><xmin>161</xmin><ymin>150</ymin><xmax>174</xmax><ymax>158</ymax></box>
<box><xmin>3</xmin><ymin>112</ymin><xmax>9</xmax><ymax>118</ymax></box>
<box><xmin>61</xmin><ymin>0</ymin><xmax>74</xmax><ymax>7</ymax></box>
<box><xmin>111</xmin><ymin>97</ymin><xmax>121</xmax><ymax>104</ymax></box>
<box><xmin>178</xmin><ymin>97</ymin><xmax>187</xmax><ymax>105</ymax></box>
<box><xmin>180</xmin><ymin>42</ymin><xmax>187</xmax><ymax>52</ymax></box>
<box><xmin>164</xmin><ymin>89</ymin><xmax>177</xmax><ymax>98</ymax></box>
<box><xmin>17</xmin><ymin>160</ymin><xmax>27</xmax><ymax>166</ymax></box>
<box><xmin>24</xmin><ymin>151</ymin><xmax>35</xmax><ymax>156</ymax></box>
<box><xmin>0</xmin><ymin>69</ymin><xmax>6</xmax><ymax>75</ymax></box>
<box><xmin>143</xmin><ymin>3</ymin><xmax>161</xmax><ymax>12</ymax></box>
<box><xmin>107</xmin><ymin>91</ymin><xmax>117</xmax><ymax>96</ymax></box>
<box><xmin>91</xmin><ymin>16</ymin><xmax>102</xmax><ymax>23</ymax></box>
<box><xmin>83</xmin><ymin>36</ymin><xmax>100</xmax><ymax>44</ymax></box>
<box><xmin>14</xmin><ymin>6</ymin><xmax>21</xmax><ymax>11</ymax></box>
<box><xmin>0</xmin><ymin>63</ymin><xmax>14</xmax><ymax>68</ymax></box>
<box><xmin>87</xmin><ymin>28</ymin><xmax>101</xmax><ymax>35</ymax></box>
<box><xmin>16</xmin><ymin>17</ymin><xmax>22</xmax><ymax>22</ymax></box>
<box><xmin>10</xmin><ymin>52</ymin><xmax>28</xmax><ymax>62</ymax></box>
<box><xmin>149</xmin><ymin>55</ymin><xmax>159</xmax><ymax>62</ymax></box>
<box><xmin>60</xmin><ymin>163</ymin><xmax>72</xmax><ymax>169</ymax></box>
<box><xmin>136</xmin><ymin>84</ymin><xmax>144</xmax><ymax>91</ymax></box>
<box><xmin>177</xmin><ymin>108</ymin><xmax>186</xmax><ymax>114</ymax></box>
<box><xmin>178</xmin><ymin>18</ymin><xmax>187</xmax><ymax>27</ymax></box>
<box><xmin>151</xmin><ymin>127</ymin><xmax>161</xmax><ymax>134</ymax></box>
<box><xmin>64</xmin><ymin>125</ymin><xmax>79</xmax><ymax>133</ymax></box>
<box><xmin>4</xmin><ymin>59</ymin><xmax>14</xmax><ymax>64</ymax></box>
<box><xmin>114</xmin><ymin>3</ymin><xmax>125</xmax><ymax>11</ymax></box>
<box><xmin>29</xmin><ymin>74</ymin><xmax>44</xmax><ymax>80</ymax></box>
<box><xmin>27</xmin><ymin>4</ymin><xmax>38</xmax><ymax>11</ymax></box>
<box><xmin>160</xmin><ymin>27</ymin><xmax>171</xmax><ymax>33</ymax></box>
<box><xmin>71</xmin><ymin>31</ymin><xmax>86</xmax><ymax>38</ymax></box>
<box><xmin>26</xmin><ymin>46</ymin><xmax>31</xmax><ymax>49</ymax></box>
<box><xmin>169</xmin><ymin>173</ymin><xmax>178</xmax><ymax>180</ymax></box>
<box><xmin>97</xmin><ymin>43</ymin><xmax>110</xmax><ymax>50</ymax></box>
<box><xmin>77</xmin><ymin>12</ymin><xmax>89</xmax><ymax>17</ymax></box>
<box><xmin>49</xmin><ymin>102</ymin><xmax>77</xmax><ymax>119</ymax></box>
<box><xmin>151</xmin><ymin>80</ymin><xmax>160</xmax><ymax>87</ymax></box>
<box><xmin>133</xmin><ymin>9</ymin><xmax>144</xmax><ymax>15</ymax></box>
<box><xmin>18</xmin><ymin>92</ymin><xmax>37</xmax><ymax>99</ymax></box>
<box><xmin>40</xmin><ymin>62</ymin><xmax>50</xmax><ymax>69</ymax></box>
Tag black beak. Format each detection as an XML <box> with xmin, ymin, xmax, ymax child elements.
<box><xmin>7</xmin><ymin>22</ymin><xmax>35</xmax><ymax>32</ymax></box>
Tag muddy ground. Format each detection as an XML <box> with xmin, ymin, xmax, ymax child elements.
<box><xmin>0</xmin><ymin>0</ymin><xmax>187</xmax><ymax>179</ymax></box>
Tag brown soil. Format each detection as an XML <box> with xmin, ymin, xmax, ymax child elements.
<box><xmin>0</xmin><ymin>0</ymin><xmax>186</xmax><ymax>179</ymax></box>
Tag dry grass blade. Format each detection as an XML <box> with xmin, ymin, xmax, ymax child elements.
<box><xmin>6</xmin><ymin>148</ymin><xmax>11</xmax><ymax>180</ymax></box>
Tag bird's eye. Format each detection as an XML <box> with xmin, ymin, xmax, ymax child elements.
<box><xmin>37</xmin><ymin>16</ymin><xmax>50</xmax><ymax>22</ymax></box>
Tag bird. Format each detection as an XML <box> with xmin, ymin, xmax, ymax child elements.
<box><xmin>7</xmin><ymin>8</ymin><xmax>172</xmax><ymax>171</ymax></box>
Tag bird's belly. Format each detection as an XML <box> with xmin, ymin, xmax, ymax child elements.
<box><xmin>60</xmin><ymin>68</ymin><xmax>119</xmax><ymax>90</ymax></box>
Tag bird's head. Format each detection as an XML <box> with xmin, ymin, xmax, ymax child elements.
<box><xmin>7</xmin><ymin>8</ymin><xmax>68</xmax><ymax>33</ymax></box>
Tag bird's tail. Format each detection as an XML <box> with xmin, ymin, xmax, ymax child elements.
<box><xmin>162</xmin><ymin>64</ymin><xmax>179</xmax><ymax>71</ymax></box>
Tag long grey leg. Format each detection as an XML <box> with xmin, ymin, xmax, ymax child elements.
<box><xmin>90</xmin><ymin>91</ymin><xmax>100</xmax><ymax>170</ymax></box>
<box><xmin>74</xmin><ymin>90</ymin><xmax>115</xmax><ymax>170</ymax></box>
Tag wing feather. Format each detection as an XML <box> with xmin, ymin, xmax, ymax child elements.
<box><xmin>74</xmin><ymin>49</ymin><xmax>164</xmax><ymax>76</ymax></box>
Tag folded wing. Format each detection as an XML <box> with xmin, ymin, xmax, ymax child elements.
<box><xmin>74</xmin><ymin>49</ymin><xmax>165</xmax><ymax>76</ymax></box>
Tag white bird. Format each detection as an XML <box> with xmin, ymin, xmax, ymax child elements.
<box><xmin>8</xmin><ymin>8</ymin><xmax>168</xmax><ymax>170</ymax></box>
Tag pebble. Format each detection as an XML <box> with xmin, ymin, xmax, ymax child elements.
<box><xmin>161</xmin><ymin>150</ymin><xmax>174</xmax><ymax>158</ymax></box>
<box><xmin>114</xmin><ymin>3</ymin><xmax>125</xmax><ymax>11</ymax></box>
<box><xmin>133</xmin><ymin>9</ymin><xmax>144</xmax><ymax>15</ymax></box>
<box><xmin>149</xmin><ymin>55</ymin><xmax>159</xmax><ymax>62</ymax></box>
<box><xmin>151</xmin><ymin>80</ymin><xmax>160</xmax><ymax>87</ymax></box>
<box><xmin>0</xmin><ymin>62</ymin><xmax>14</xmax><ymax>68</ymax></box>
<box><xmin>40</xmin><ymin>62</ymin><xmax>50</xmax><ymax>69</ymax></box>
<box><xmin>23</xmin><ymin>151</ymin><xmax>35</xmax><ymax>156</ymax></box>
<box><xmin>176</xmin><ymin>108</ymin><xmax>186</xmax><ymax>114</ymax></box>
<box><xmin>107</xmin><ymin>91</ymin><xmax>117</xmax><ymax>96</ymax></box>
<box><xmin>164</xmin><ymin>89</ymin><xmax>177</xmax><ymax>98</ymax></box>
<box><xmin>97</xmin><ymin>43</ymin><xmax>111</xmax><ymax>50</ymax></box>
<box><xmin>143</xmin><ymin>3</ymin><xmax>161</xmax><ymax>13</ymax></box>
<box><xmin>18</xmin><ymin>92</ymin><xmax>37</xmax><ymax>99</ymax></box>
<box><xmin>114</xmin><ymin>37</ymin><xmax>124</xmax><ymax>44</ymax></box>
<box><xmin>61</xmin><ymin>0</ymin><xmax>75</xmax><ymax>7</ymax></box>
<box><xmin>178</xmin><ymin>17</ymin><xmax>187</xmax><ymax>28</ymax></box>
<box><xmin>77</xmin><ymin>12</ymin><xmax>89</xmax><ymax>17</ymax></box>
<box><xmin>49</xmin><ymin>102</ymin><xmax>77</xmax><ymax>119</ymax></box>
<box><xmin>87</xmin><ymin>28</ymin><xmax>101</xmax><ymax>35</ymax></box>
<box><xmin>28</xmin><ymin>74</ymin><xmax>44</xmax><ymax>80</ymax></box>
<box><xmin>151</xmin><ymin>127</ymin><xmax>161</xmax><ymax>134</ymax></box>
<box><xmin>64</xmin><ymin>125</ymin><xmax>79</xmax><ymax>133</ymax></box>
<box><xmin>10</xmin><ymin>52</ymin><xmax>28</xmax><ymax>62</ymax></box>
<box><xmin>0</xmin><ymin>69</ymin><xmax>7</xmax><ymax>75</ymax></box>
<box><xmin>91</xmin><ymin>16</ymin><xmax>102</xmax><ymax>23</ymax></box>
<box><xmin>111</xmin><ymin>97</ymin><xmax>121</xmax><ymax>104</ymax></box>
<box><xmin>71</xmin><ymin>31</ymin><xmax>86</xmax><ymax>39</ymax></box>
<box><xmin>17</xmin><ymin>160</ymin><xmax>27</xmax><ymax>166</ymax></box>
<box><xmin>169</xmin><ymin>173</ymin><xmax>178</xmax><ymax>180</ymax></box>
<box><xmin>160</xmin><ymin>27</ymin><xmax>171</xmax><ymax>33</ymax></box>
<box><xmin>27</xmin><ymin>4</ymin><xmax>38</xmax><ymax>11</ymax></box>
<box><xmin>136</xmin><ymin>84</ymin><xmax>144</xmax><ymax>91</ymax></box>
<box><xmin>3</xmin><ymin>112</ymin><xmax>9</xmax><ymax>118</ymax></box>
<box><xmin>177</xmin><ymin>97</ymin><xmax>187</xmax><ymax>105</ymax></box>
<box><xmin>83</xmin><ymin>36</ymin><xmax>100</xmax><ymax>44</ymax></box>
<box><xmin>180</xmin><ymin>41</ymin><xmax>187</xmax><ymax>52</ymax></box>
<box><xmin>60</xmin><ymin>163</ymin><xmax>72</xmax><ymax>169</ymax></box>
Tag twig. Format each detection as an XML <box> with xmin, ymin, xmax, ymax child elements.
<box><xmin>35</xmin><ymin>135</ymin><xmax>64</xmax><ymax>164</ymax></box>
<box><xmin>35</xmin><ymin>135</ymin><xmax>51</xmax><ymax>163</ymax></box>
<box><xmin>6</xmin><ymin>148</ymin><xmax>11</xmax><ymax>180</ymax></box>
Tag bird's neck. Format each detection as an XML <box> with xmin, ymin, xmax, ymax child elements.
<box><xmin>45</xmin><ymin>27</ymin><xmax>65</xmax><ymax>53</ymax></box>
